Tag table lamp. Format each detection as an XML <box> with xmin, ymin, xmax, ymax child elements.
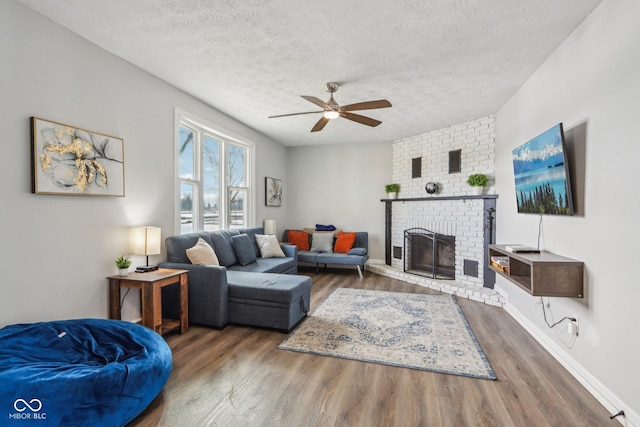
<box><xmin>264</xmin><ymin>219</ymin><xmax>277</xmax><ymax>236</ymax></box>
<box><xmin>133</xmin><ymin>226</ymin><xmax>161</xmax><ymax>272</ymax></box>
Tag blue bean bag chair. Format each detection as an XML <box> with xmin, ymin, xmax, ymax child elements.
<box><xmin>0</xmin><ymin>318</ymin><xmax>172</xmax><ymax>426</ymax></box>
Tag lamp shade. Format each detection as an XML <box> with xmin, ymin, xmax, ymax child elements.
<box><xmin>263</xmin><ymin>219</ymin><xmax>277</xmax><ymax>236</ymax></box>
<box><xmin>133</xmin><ymin>227</ymin><xmax>161</xmax><ymax>256</ymax></box>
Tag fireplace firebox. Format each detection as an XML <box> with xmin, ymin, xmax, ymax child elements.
<box><xmin>404</xmin><ymin>228</ymin><xmax>455</xmax><ymax>280</ymax></box>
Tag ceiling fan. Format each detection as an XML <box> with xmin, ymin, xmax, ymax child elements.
<box><xmin>268</xmin><ymin>82</ymin><xmax>392</xmax><ymax>132</ymax></box>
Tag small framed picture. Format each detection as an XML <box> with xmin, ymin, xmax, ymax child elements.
<box><xmin>31</xmin><ymin>117</ymin><xmax>125</xmax><ymax>196</ymax></box>
<box><xmin>265</xmin><ymin>177</ymin><xmax>282</xmax><ymax>207</ymax></box>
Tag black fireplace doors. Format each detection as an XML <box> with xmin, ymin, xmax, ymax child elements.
<box><xmin>404</xmin><ymin>228</ymin><xmax>455</xmax><ymax>280</ymax></box>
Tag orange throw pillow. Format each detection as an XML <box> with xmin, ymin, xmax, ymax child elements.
<box><xmin>334</xmin><ymin>232</ymin><xmax>357</xmax><ymax>254</ymax></box>
<box><xmin>287</xmin><ymin>230</ymin><xmax>310</xmax><ymax>251</ymax></box>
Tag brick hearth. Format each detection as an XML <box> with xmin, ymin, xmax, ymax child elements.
<box><xmin>367</xmin><ymin>262</ymin><xmax>505</xmax><ymax>307</ymax></box>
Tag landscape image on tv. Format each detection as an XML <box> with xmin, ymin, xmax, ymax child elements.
<box><xmin>512</xmin><ymin>123</ymin><xmax>573</xmax><ymax>215</ymax></box>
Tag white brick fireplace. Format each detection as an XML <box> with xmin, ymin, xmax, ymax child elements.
<box><xmin>390</xmin><ymin>197</ymin><xmax>495</xmax><ymax>288</ymax></box>
<box><xmin>369</xmin><ymin>116</ymin><xmax>505</xmax><ymax>306</ymax></box>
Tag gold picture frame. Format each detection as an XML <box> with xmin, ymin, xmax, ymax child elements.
<box><xmin>31</xmin><ymin>117</ymin><xmax>125</xmax><ymax>197</ymax></box>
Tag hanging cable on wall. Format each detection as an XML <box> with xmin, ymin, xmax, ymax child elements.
<box><xmin>540</xmin><ymin>297</ymin><xmax>576</xmax><ymax>328</ymax></box>
<box><xmin>537</xmin><ymin>214</ymin><xmax>543</xmax><ymax>250</ymax></box>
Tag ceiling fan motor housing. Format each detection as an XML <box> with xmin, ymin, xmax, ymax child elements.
<box><xmin>325</xmin><ymin>82</ymin><xmax>339</xmax><ymax>93</ymax></box>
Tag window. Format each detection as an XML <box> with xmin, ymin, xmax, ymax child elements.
<box><xmin>176</xmin><ymin>112</ymin><xmax>253</xmax><ymax>234</ymax></box>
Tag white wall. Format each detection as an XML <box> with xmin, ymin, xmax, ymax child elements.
<box><xmin>494</xmin><ymin>0</ymin><xmax>640</xmax><ymax>422</ymax></box>
<box><xmin>286</xmin><ymin>142</ymin><xmax>391</xmax><ymax>260</ymax></box>
<box><xmin>0</xmin><ymin>0</ymin><xmax>287</xmax><ymax>326</ymax></box>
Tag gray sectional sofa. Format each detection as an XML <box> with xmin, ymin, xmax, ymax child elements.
<box><xmin>158</xmin><ymin>227</ymin><xmax>311</xmax><ymax>331</ymax></box>
<box><xmin>282</xmin><ymin>230</ymin><xmax>369</xmax><ymax>278</ymax></box>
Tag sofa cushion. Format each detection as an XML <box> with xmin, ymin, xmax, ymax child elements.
<box><xmin>353</xmin><ymin>232</ymin><xmax>368</xmax><ymax>250</ymax></box>
<box><xmin>226</xmin><ymin>271</ymin><xmax>311</xmax><ymax>305</ymax></box>
<box><xmin>186</xmin><ymin>237</ymin><xmax>220</xmax><ymax>266</ymax></box>
<box><xmin>348</xmin><ymin>247</ymin><xmax>367</xmax><ymax>256</ymax></box>
<box><xmin>255</xmin><ymin>234</ymin><xmax>285</xmax><ymax>258</ymax></box>
<box><xmin>296</xmin><ymin>250</ymin><xmax>318</xmax><ymax>264</ymax></box>
<box><xmin>165</xmin><ymin>232</ymin><xmax>214</xmax><ymax>264</ymax></box>
<box><xmin>334</xmin><ymin>232</ymin><xmax>357</xmax><ymax>254</ymax></box>
<box><xmin>310</xmin><ymin>232</ymin><xmax>334</xmax><ymax>253</ymax></box>
<box><xmin>287</xmin><ymin>230</ymin><xmax>310</xmax><ymax>251</ymax></box>
<box><xmin>231</xmin><ymin>234</ymin><xmax>257</xmax><ymax>266</ymax></box>
<box><xmin>210</xmin><ymin>229</ymin><xmax>240</xmax><ymax>266</ymax></box>
<box><xmin>315</xmin><ymin>252</ymin><xmax>369</xmax><ymax>265</ymax></box>
<box><xmin>227</xmin><ymin>257</ymin><xmax>296</xmax><ymax>274</ymax></box>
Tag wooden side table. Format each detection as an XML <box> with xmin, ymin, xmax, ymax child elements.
<box><xmin>108</xmin><ymin>268</ymin><xmax>189</xmax><ymax>335</ymax></box>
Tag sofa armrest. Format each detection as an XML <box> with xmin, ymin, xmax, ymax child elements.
<box><xmin>348</xmin><ymin>247</ymin><xmax>367</xmax><ymax>256</ymax></box>
<box><xmin>158</xmin><ymin>262</ymin><xmax>229</xmax><ymax>329</ymax></box>
<box><xmin>280</xmin><ymin>244</ymin><xmax>298</xmax><ymax>259</ymax></box>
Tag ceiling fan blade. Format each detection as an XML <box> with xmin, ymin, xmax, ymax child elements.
<box><xmin>340</xmin><ymin>112</ymin><xmax>382</xmax><ymax>127</ymax></box>
<box><xmin>311</xmin><ymin>116</ymin><xmax>330</xmax><ymax>132</ymax></box>
<box><xmin>268</xmin><ymin>111</ymin><xmax>323</xmax><ymax>118</ymax></box>
<box><xmin>341</xmin><ymin>99</ymin><xmax>392</xmax><ymax>111</ymax></box>
<box><xmin>301</xmin><ymin>95</ymin><xmax>331</xmax><ymax>109</ymax></box>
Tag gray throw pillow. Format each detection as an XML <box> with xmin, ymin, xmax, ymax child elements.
<box><xmin>231</xmin><ymin>234</ymin><xmax>258</xmax><ymax>266</ymax></box>
<box><xmin>310</xmin><ymin>232</ymin><xmax>334</xmax><ymax>253</ymax></box>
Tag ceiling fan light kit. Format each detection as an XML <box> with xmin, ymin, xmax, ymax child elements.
<box><xmin>323</xmin><ymin>110</ymin><xmax>340</xmax><ymax>120</ymax></box>
<box><xmin>269</xmin><ymin>82</ymin><xmax>392</xmax><ymax>132</ymax></box>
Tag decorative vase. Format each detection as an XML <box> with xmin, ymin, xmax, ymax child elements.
<box><xmin>118</xmin><ymin>268</ymin><xmax>129</xmax><ymax>276</ymax></box>
<box><xmin>471</xmin><ymin>186</ymin><xmax>483</xmax><ymax>195</ymax></box>
<box><xmin>388</xmin><ymin>192</ymin><xmax>397</xmax><ymax>199</ymax></box>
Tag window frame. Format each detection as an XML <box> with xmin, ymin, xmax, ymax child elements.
<box><xmin>174</xmin><ymin>109</ymin><xmax>254</xmax><ymax>234</ymax></box>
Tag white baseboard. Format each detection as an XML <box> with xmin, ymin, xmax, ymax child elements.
<box><xmin>502</xmin><ymin>300</ymin><xmax>638</xmax><ymax>427</ymax></box>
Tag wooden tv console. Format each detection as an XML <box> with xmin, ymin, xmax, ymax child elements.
<box><xmin>489</xmin><ymin>244</ymin><xmax>584</xmax><ymax>298</ymax></box>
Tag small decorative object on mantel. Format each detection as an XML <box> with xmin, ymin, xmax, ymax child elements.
<box><xmin>425</xmin><ymin>182</ymin><xmax>439</xmax><ymax>194</ymax></box>
<box><xmin>467</xmin><ymin>174</ymin><xmax>488</xmax><ymax>195</ymax></box>
<box><xmin>115</xmin><ymin>255</ymin><xmax>132</xmax><ymax>276</ymax></box>
<box><xmin>385</xmin><ymin>183</ymin><xmax>400</xmax><ymax>199</ymax></box>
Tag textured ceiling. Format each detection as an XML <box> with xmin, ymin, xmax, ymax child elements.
<box><xmin>17</xmin><ymin>0</ymin><xmax>602</xmax><ymax>146</ymax></box>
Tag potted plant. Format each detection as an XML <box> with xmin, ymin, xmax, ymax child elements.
<box><xmin>115</xmin><ymin>255</ymin><xmax>132</xmax><ymax>276</ymax></box>
<box><xmin>385</xmin><ymin>183</ymin><xmax>400</xmax><ymax>199</ymax></box>
<box><xmin>467</xmin><ymin>174</ymin><xmax>488</xmax><ymax>195</ymax></box>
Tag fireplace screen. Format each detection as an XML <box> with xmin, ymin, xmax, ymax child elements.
<box><xmin>404</xmin><ymin>228</ymin><xmax>455</xmax><ymax>280</ymax></box>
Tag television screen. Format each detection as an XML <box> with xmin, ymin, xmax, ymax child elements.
<box><xmin>512</xmin><ymin>123</ymin><xmax>574</xmax><ymax>215</ymax></box>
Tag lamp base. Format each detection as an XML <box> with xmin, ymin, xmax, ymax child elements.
<box><xmin>135</xmin><ymin>265</ymin><xmax>158</xmax><ymax>273</ymax></box>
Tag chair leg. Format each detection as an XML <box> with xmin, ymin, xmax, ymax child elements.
<box><xmin>357</xmin><ymin>265</ymin><xmax>363</xmax><ymax>279</ymax></box>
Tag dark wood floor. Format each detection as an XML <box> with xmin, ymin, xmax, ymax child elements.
<box><xmin>130</xmin><ymin>268</ymin><xmax>613</xmax><ymax>427</ymax></box>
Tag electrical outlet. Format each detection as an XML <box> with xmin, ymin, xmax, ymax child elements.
<box><xmin>568</xmin><ymin>315</ymin><xmax>579</xmax><ymax>336</ymax></box>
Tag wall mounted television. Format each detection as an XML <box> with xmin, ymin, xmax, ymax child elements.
<box><xmin>512</xmin><ymin>123</ymin><xmax>574</xmax><ymax>216</ymax></box>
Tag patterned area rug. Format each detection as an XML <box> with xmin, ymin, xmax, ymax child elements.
<box><xmin>278</xmin><ymin>288</ymin><xmax>496</xmax><ymax>379</ymax></box>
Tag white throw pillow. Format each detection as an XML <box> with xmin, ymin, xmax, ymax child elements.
<box><xmin>186</xmin><ymin>237</ymin><xmax>220</xmax><ymax>266</ymax></box>
<box><xmin>310</xmin><ymin>232</ymin><xmax>334</xmax><ymax>253</ymax></box>
<box><xmin>255</xmin><ymin>234</ymin><xmax>286</xmax><ymax>258</ymax></box>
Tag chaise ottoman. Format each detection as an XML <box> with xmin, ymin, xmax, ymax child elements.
<box><xmin>226</xmin><ymin>271</ymin><xmax>312</xmax><ymax>331</ymax></box>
